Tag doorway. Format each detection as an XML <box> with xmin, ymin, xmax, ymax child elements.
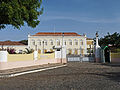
<box><xmin>104</xmin><ymin>47</ymin><xmax>110</xmax><ymax>63</ymax></box>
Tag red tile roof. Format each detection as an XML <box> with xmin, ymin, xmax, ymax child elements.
<box><xmin>32</xmin><ymin>32</ymin><xmax>81</xmax><ymax>36</ymax></box>
<box><xmin>0</xmin><ymin>41</ymin><xmax>25</xmax><ymax>45</ymax></box>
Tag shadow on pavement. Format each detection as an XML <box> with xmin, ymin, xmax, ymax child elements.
<box><xmin>88</xmin><ymin>72</ymin><xmax>120</xmax><ymax>82</ymax></box>
<box><xmin>100</xmin><ymin>63</ymin><xmax>120</xmax><ymax>67</ymax></box>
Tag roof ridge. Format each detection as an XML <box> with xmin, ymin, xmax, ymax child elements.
<box><xmin>33</xmin><ymin>32</ymin><xmax>81</xmax><ymax>36</ymax></box>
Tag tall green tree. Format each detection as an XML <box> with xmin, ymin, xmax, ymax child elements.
<box><xmin>99</xmin><ymin>32</ymin><xmax>120</xmax><ymax>48</ymax></box>
<box><xmin>0</xmin><ymin>0</ymin><xmax>43</xmax><ymax>29</ymax></box>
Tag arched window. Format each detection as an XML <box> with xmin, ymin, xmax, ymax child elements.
<box><xmin>37</xmin><ymin>39</ymin><xmax>41</xmax><ymax>46</ymax></box>
<box><xmin>74</xmin><ymin>49</ymin><xmax>78</xmax><ymax>55</ymax></box>
<box><xmin>38</xmin><ymin>49</ymin><xmax>41</xmax><ymax>54</ymax></box>
<box><xmin>74</xmin><ymin>39</ymin><xmax>78</xmax><ymax>45</ymax></box>
<box><xmin>31</xmin><ymin>39</ymin><xmax>35</xmax><ymax>45</ymax></box>
<box><xmin>56</xmin><ymin>39</ymin><xmax>60</xmax><ymax>46</ymax></box>
<box><xmin>50</xmin><ymin>39</ymin><xmax>53</xmax><ymax>45</ymax></box>
<box><xmin>44</xmin><ymin>49</ymin><xmax>47</xmax><ymax>53</ymax></box>
<box><xmin>69</xmin><ymin>39</ymin><xmax>72</xmax><ymax>45</ymax></box>
<box><xmin>80</xmin><ymin>39</ymin><xmax>83</xmax><ymax>45</ymax></box>
<box><xmin>64</xmin><ymin>40</ymin><xmax>66</xmax><ymax>45</ymax></box>
<box><xmin>68</xmin><ymin>49</ymin><xmax>72</xmax><ymax>55</ymax></box>
<box><xmin>44</xmin><ymin>40</ymin><xmax>47</xmax><ymax>46</ymax></box>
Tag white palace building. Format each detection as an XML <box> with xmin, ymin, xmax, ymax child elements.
<box><xmin>28</xmin><ymin>32</ymin><xmax>94</xmax><ymax>55</ymax></box>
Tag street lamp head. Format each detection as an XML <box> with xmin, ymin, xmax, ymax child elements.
<box><xmin>96</xmin><ymin>31</ymin><xmax>99</xmax><ymax>37</ymax></box>
<box><xmin>62</xmin><ymin>32</ymin><xmax>64</xmax><ymax>36</ymax></box>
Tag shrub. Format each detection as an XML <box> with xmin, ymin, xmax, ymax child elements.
<box><xmin>7</xmin><ymin>48</ymin><xmax>16</xmax><ymax>54</ymax></box>
<box><xmin>24</xmin><ymin>48</ymin><xmax>34</xmax><ymax>54</ymax></box>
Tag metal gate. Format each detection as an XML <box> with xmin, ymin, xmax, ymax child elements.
<box><xmin>67</xmin><ymin>55</ymin><xmax>95</xmax><ymax>62</ymax></box>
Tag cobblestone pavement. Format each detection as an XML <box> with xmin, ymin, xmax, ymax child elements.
<box><xmin>0</xmin><ymin>62</ymin><xmax>120</xmax><ymax>90</ymax></box>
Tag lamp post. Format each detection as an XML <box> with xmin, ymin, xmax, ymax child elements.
<box><xmin>80</xmin><ymin>46</ymin><xmax>82</xmax><ymax>62</ymax></box>
<box><xmin>95</xmin><ymin>31</ymin><xmax>101</xmax><ymax>62</ymax></box>
<box><xmin>62</xmin><ymin>32</ymin><xmax>64</xmax><ymax>46</ymax></box>
<box><xmin>42</xmin><ymin>41</ymin><xmax>44</xmax><ymax>54</ymax></box>
<box><xmin>61</xmin><ymin>32</ymin><xmax>64</xmax><ymax>63</ymax></box>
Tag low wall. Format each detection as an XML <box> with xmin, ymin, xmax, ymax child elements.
<box><xmin>111</xmin><ymin>53</ymin><xmax>120</xmax><ymax>63</ymax></box>
<box><xmin>0</xmin><ymin>51</ymin><xmax>7</xmax><ymax>62</ymax></box>
<box><xmin>38</xmin><ymin>53</ymin><xmax>55</xmax><ymax>60</ymax></box>
<box><xmin>0</xmin><ymin>51</ymin><xmax>67</xmax><ymax>70</ymax></box>
<box><xmin>8</xmin><ymin>53</ymin><xmax>34</xmax><ymax>62</ymax></box>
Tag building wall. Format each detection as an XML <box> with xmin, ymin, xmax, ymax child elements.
<box><xmin>8</xmin><ymin>53</ymin><xmax>34</xmax><ymax>62</ymax></box>
<box><xmin>28</xmin><ymin>35</ymin><xmax>87</xmax><ymax>55</ymax></box>
<box><xmin>0</xmin><ymin>50</ymin><xmax>66</xmax><ymax>70</ymax></box>
<box><xmin>87</xmin><ymin>40</ymin><xmax>94</xmax><ymax>48</ymax></box>
<box><xmin>0</xmin><ymin>45</ymin><xmax>28</xmax><ymax>53</ymax></box>
<box><xmin>87</xmin><ymin>40</ymin><xmax>94</xmax><ymax>54</ymax></box>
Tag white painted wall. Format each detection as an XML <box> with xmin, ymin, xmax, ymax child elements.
<box><xmin>55</xmin><ymin>50</ymin><xmax>61</xmax><ymax>59</ymax></box>
<box><xmin>0</xmin><ymin>51</ymin><xmax>8</xmax><ymax>62</ymax></box>
<box><xmin>55</xmin><ymin>46</ymin><xmax>67</xmax><ymax>59</ymax></box>
<box><xmin>62</xmin><ymin>46</ymin><xmax>67</xmax><ymax>58</ymax></box>
<box><xmin>34</xmin><ymin>51</ymin><xmax>38</xmax><ymax>60</ymax></box>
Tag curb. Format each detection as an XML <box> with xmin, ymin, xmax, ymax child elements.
<box><xmin>0</xmin><ymin>64</ymin><xmax>67</xmax><ymax>78</ymax></box>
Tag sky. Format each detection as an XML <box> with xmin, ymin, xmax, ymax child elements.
<box><xmin>0</xmin><ymin>0</ymin><xmax>120</xmax><ymax>41</ymax></box>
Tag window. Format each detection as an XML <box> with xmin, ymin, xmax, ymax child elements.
<box><xmin>44</xmin><ymin>40</ymin><xmax>47</xmax><ymax>46</ymax></box>
<box><xmin>69</xmin><ymin>39</ymin><xmax>72</xmax><ymax>45</ymax></box>
<box><xmin>37</xmin><ymin>40</ymin><xmax>41</xmax><ymax>46</ymax></box>
<box><xmin>50</xmin><ymin>39</ymin><xmax>53</xmax><ymax>45</ymax></box>
<box><xmin>39</xmin><ymin>42</ymin><xmax>41</xmax><ymax>45</ymax></box>
<box><xmin>74</xmin><ymin>49</ymin><xmax>78</xmax><ymax>55</ymax></box>
<box><xmin>57</xmin><ymin>40</ymin><xmax>60</xmax><ymax>46</ymax></box>
<box><xmin>68</xmin><ymin>49</ymin><xmax>72</xmax><ymax>55</ymax></box>
<box><xmin>74</xmin><ymin>39</ymin><xmax>78</xmax><ymax>45</ymax></box>
<box><xmin>81</xmin><ymin>49</ymin><xmax>84</xmax><ymax>54</ymax></box>
<box><xmin>64</xmin><ymin>41</ymin><xmax>66</xmax><ymax>45</ymax></box>
<box><xmin>38</xmin><ymin>49</ymin><xmax>41</xmax><ymax>54</ymax></box>
<box><xmin>45</xmin><ymin>41</ymin><xmax>47</xmax><ymax>45</ymax></box>
<box><xmin>80</xmin><ymin>40</ymin><xmax>83</xmax><ymax>45</ymax></box>
<box><xmin>51</xmin><ymin>42</ymin><xmax>53</xmax><ymax>45</ymax></box>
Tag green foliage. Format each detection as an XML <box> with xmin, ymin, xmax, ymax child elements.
<box><xmin>24</xmin><ymin>48</ymin><xmax>34</xmax><ymax>54</ymax></box>
<box><xmin>99</xmin><ymin>32</ymin><xmax>120</xmax><ymax>48</ymax></box>
<box><xmin>19</xmin><ymin>40</ymin><xmax>28</xmax><ymax>45</ymax></box>
<box><xmin>0</xmin><ymin>0</ymin><xmax>43</xmax><ymax>29</ymax></box>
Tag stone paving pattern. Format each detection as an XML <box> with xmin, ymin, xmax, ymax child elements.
<box><xmin>0</xmin><ymin>62</ymin><xmax>120</xmax><ymax>90</ymax></box>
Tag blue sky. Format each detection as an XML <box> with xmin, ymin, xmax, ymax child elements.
<box><xmin>0</xmin><ymin>0</ymin><xmax>120</xmax><ymax>41</ymax></box>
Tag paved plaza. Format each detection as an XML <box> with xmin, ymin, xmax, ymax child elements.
<box><xmin>0</xmin><ymin>62</ymin><xmax>120</xmax><ymax>90</ymax></box>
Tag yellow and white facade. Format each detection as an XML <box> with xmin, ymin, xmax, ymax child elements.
<box><xmin>28</xmin><ymin>32</ymin><xmax>93</xmax><ymax>55</ymax></box>
<box><xmin>87</xmin><ymin>38</ymin><xmax>94</xmax><ymax>54</ymax></box>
